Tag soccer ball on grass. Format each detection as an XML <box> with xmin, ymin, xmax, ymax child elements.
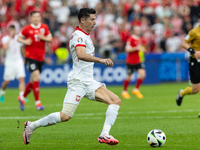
<box><xmin>147</xmin><ymin>129</ymin><xmax>166</xmax><ymax>147</ymax></box>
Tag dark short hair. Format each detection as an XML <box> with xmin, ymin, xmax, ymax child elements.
<box><xmin>78</xmin><ymin>8</ymin><xmax>96</xmax><ymax>22</ymax></box>
<box><xmin>8</xmin><ymin>25</ymin><xmax>15</xmax><ymax>29</ymax></box>
<box><xmin>30</xmin><ymin>11</ymin><xmax>40</xmax><ymax>16</ymax></box>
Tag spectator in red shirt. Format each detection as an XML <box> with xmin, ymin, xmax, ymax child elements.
<box><xmin>17</xmin><ymin>11</ymin><xmax>52</xmax><ymax>111</ymax></box>
<box><xmin>122</xmin><ymin>26</ymin><xmax>146</xmax><ymax>99</ymax></box>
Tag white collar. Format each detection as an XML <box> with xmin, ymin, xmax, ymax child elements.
<box><xmin>30</xmin><ymin>23</ymin><xmax>41</xmax><ymax>29</ymax></box>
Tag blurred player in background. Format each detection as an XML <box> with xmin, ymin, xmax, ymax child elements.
<box><xmin>122</xmin><ymin>26</ymin><xmax>146</xmax><ymax>99</ymax></box>
<box><xmin>22</xmin><ymin>8</ymin><xmax>121</xmax><ymax>146</ymax></box>
<box><xmin>176</xmin><ymin>13</ymin><xmax>200</xmax><ymax>113</ymax></box>
<box><xmin>0</xmin><ymin>25</ymin><xmax>25</xmax><ymax>103</ymax></box>
<box><xmin>18</xmin><ymin>11</ymin><xmax>52</xmax><ymax>111</ymax></box>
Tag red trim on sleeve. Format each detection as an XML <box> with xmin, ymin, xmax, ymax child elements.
<box><xmin>75</xmin><ymin>44</ymin><xmax>86</xmax><ymax>48</ymax></box>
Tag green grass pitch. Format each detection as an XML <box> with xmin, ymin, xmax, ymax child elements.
<box><xmin>1</xmin><ymin>82</ymin><xmax>200</xmax><ymax>150</ymax></box>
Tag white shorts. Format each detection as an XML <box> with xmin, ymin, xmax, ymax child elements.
<box><xmin>63</xmin><ymin>79</ymin><xmax>106</xmax><ymax>105</ymax></box>
<box><xmin>3</xmin><ymin>60</ymin><xmax>25</xmax><ymax>81</ymax></box>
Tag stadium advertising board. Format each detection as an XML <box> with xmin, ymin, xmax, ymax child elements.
<box><xmin>0</xmin><ymin>62</ymin><xmax>159</xmax><ymax>87</ymax></box>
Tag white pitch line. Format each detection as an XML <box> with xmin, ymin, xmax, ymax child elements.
<box><xmin>0</xmin><ymin>115</ymin><xmax>197</xmax><ymax>120</ymax></box>
<box><xmin>1</xmin><ymin>102</ymin><xmax>200</xmax><ymax>115</ymax></box>
<box><xmin>0</xmin><ymin>110</ymin><xmax>200</xmax><ymax>120</ymax></box>
<box><xmin>126</xmin><ymin>109</ymin><xmax>200</xmax><ymax>114</ymax></box>
<box><xmin>0</xmin><ymin>104</ymin><xmax>62</xmax><ymax>110</ymax></box>
<box><xmin>1</xmin><ymin>103</ymin><xmax>200</xmax><ymax>115</ymax></box>
<box><xmin>0</xmin><ymin>107</ymin><xmax>200</xmax><ymax>118</ymax></box>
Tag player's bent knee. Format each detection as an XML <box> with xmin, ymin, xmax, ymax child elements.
<box><xmin>61</xmin><ymin>103</ymin><xmax>78</xmax><ymax>120</ymax></box>
<box><xmin>116</xmin><ymin>97</ymin><xmax>121</xmax><ymax>106</ymax></box>
<box><xmin>140</xmin><ymin>73</ymin><xmax>146</xmax><ymax>79</ymax></box>
<box><xmin>33</xmin><ymin>77</ymin><xmax>40</xmax><ymax>82</ymax></box>
<box><xmin>32</xmin><ymin>71</ymin><xmax>40</xmax><ymax>81</ymax></box>
<box><xmin>111</xmin><ymin>95</ymin><xmax>121</xmax><ymax>106</ymax></box>
<box><xmin>127</xmin><ymin>76</ymin><xmax>131</xmax><ymax>81</ymax></box>
<box><xmin>143</xmin><ymin>74</ymin><xmax>146</xmax><ymax>79</ymax></box>
<box><xmin>192</xmin><ymin>88</ymin><xmax>199</xmax><ymax>94</ymax></box>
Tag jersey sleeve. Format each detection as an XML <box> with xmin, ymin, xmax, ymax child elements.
<box><xmin>125</xmin><ymin>37</ymin><xmax>132</xmax><ymax>49</ymax></box>
<box><xmin>19</xmin><ymin>26</ymin><xmax>28</xmax><ymax>38</ymax></box>
<box><xmin>44</xmin><ymin>25</ymin><xmax>52</xmax><ymax>36</ymax></box>
<box><xmin>16</xmin><ymin>35</ymin><xmax>23</xmax><ymax>47</ymax></box>
<box><xmin>184</xmin><ymin>30</ymin><xmax>195</xmax><ymax>43</ymax></box>
<box><xmin>73</xmin><ymin>34</ymin><xmax>86</xmax><ymax>48</ymax></box>
<box><xmin>1</xmin><ymin>36</ymin><xmax>9</xmax><ymax>44</ymax></box>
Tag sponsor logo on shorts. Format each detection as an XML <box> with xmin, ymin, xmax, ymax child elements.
<box><xmin>76</xmin><ymin>95</ymin><xmax>81</xmax><ymax>102</ymax></box>
<box><xmin>127</xmin><ymin>69</ymin><xmax>132</xmax><ymax>74</ymax></box>
<box><xmin>30</xmin><ymin>63</ymin><xmax>36</xmax><ymax>70</ymax></box>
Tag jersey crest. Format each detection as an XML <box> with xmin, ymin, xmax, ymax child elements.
<box><xmin>40</xmin><ymin>28</ymin><xmax>45</xmax><ymax>34</ymax></box>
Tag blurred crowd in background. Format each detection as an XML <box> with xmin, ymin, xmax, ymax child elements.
<box><xmin>0</xmin><ymin>0</ymin><xmax>200</xmax><ymax>64</ymax></box>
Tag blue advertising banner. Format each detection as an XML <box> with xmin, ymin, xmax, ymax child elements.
<box><xmin>158</xmin><ymin>53</ymin><xmax>189</xmax><ymax>81</ymax></box>
<box><xmin>0</xmin><ymin>52</ymin><xmax>189</xmax><ymax>88</ymax></box>
<box><xmin>0</xmin><ymin>61</ymin><xmax>160</xmax><ymax>87</ymax></box>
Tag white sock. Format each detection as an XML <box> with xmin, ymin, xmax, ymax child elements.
<box><xmin>19</xmin><ymin>91</ymin><xmax>24</xmax><ymax>101</ymax></box>
<box><xmin>0</xmin><ymin>89</ymin><xmax>5</xmax><ymax>96</ymax></box>
<box><xmin>101</xmin><ymin>104</ymin><xmax>120</xmax><ymax>136</ymax></box>
<box><xmin>35</xmin><ymin>100</ymin><xmax>41</xmax><ymax>105</ymax></box>
<box><xmin>29</xmin><ymin>112</ymin><xmax>61</xmax><ymax>131</ymax></box>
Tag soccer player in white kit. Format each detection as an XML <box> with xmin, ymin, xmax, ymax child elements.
<box><xmin>0</xmin><ymin>25</ymin><xmax>26</xmax><ymax>104</ymax></box>
<box><xmin>22</xmin><ymin>8</ymin><xmax>121</xmax><ymax>146</ymax></box>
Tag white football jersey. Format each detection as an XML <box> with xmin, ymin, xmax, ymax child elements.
<box><xmin>68</xmin><ymin>27</ymin><xmax>95</xmax><ymax>84</ymax></box>
<box><xmin>1</xmin><ymin>35</ymin><xmax>23</xmax><ymax>65</ymax></box>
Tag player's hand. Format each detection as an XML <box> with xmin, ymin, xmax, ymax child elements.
<box><xmin>25</xmin><ymin>38</ymin><xmax>32</xmax><ymax>45</ymax></box>
<box><xmin>194</xmin><ymin>51</ymin><xmax>200</xmax><ymax>60</ymax></box>
<box><xmin>100</xmin><ymin>59</ymin><xmax>114</xmax><ymax>67</ymax></box>
<box><xmin>138</xmin><ymin>46</ymin><xmax>145</xmax><ymax>52</ymax></box>
<box><xmin>38</xmin><ymin>33</ymin><xmax>45</xmax><ymax>40</ymax></box>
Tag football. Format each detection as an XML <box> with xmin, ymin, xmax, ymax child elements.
<box><xmin>147</xmin><ymin>129</ymin><xmax>166</xmax><ymax>147</ymax></box>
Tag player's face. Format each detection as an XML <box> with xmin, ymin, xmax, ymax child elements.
<box><xmin>133</xmin><ymin>26</ymin><xmax>141</xmax><ymax>36</ymax></box>
<box><xmin>84</xmin><ymin>14</ymin><xmax>96</xmax><ymax>32</ymax></box>
<box><xmin>30</xmin><ymin>13</ymin><xmax>41</xmax><ymax>25</ymax></box>
<box><xmin>8</xmin><ymin>28</ymin><xmax>16</xmax><ymax>37</ymax></box>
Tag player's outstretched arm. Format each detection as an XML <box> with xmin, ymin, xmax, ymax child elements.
<box><xmin>182</xmin><ymin>40</ymin><xmax>200</xmax><ymax>60</ymax></box>
<box><xmin>125</xmin><ymin>45</ymin><xmax>144</xmax><ymax>53</ymax></box>
<box><xmin>182</xmin><ymin>40</ymin><xmax>190</xmax><ymax>50</ymax></box>
<box><xmin>76</xmin><ymin>46</ymin><xmax>114</xmax><ymax>67</ymax></box>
